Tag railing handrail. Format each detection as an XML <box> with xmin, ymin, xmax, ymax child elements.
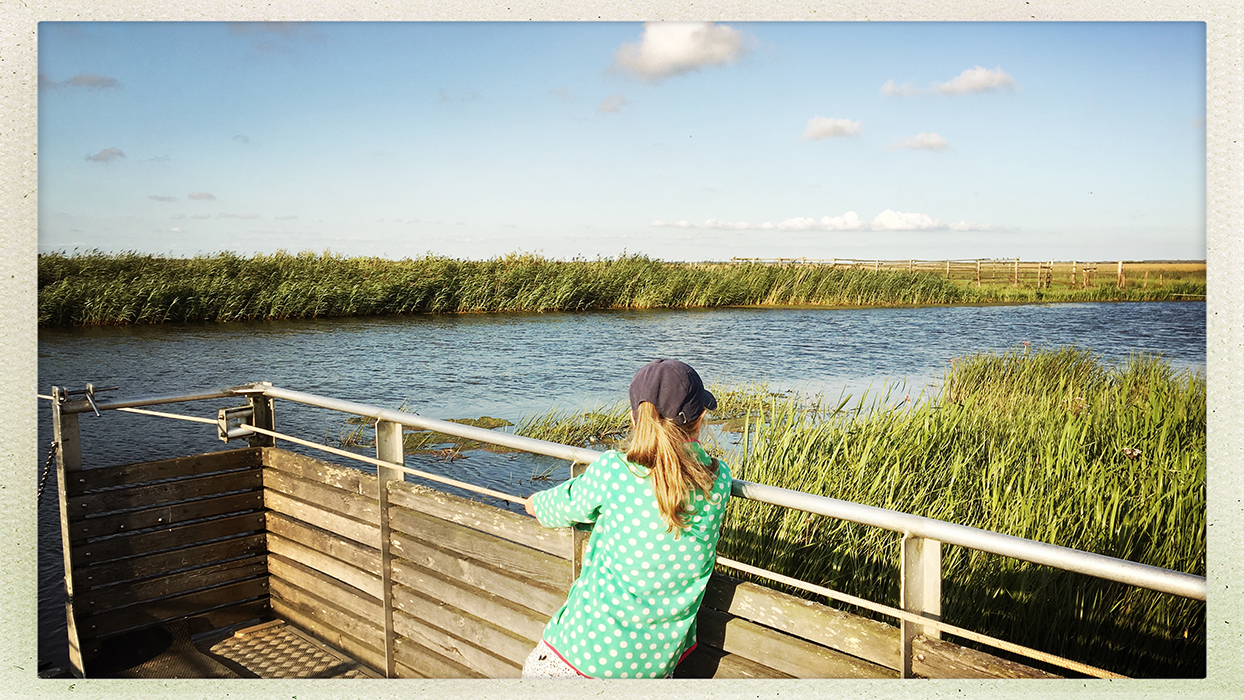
<box><xmin>52</xmin><ymin>382</ymin><xmax>1207</xmax><ymax>602</ymax></box>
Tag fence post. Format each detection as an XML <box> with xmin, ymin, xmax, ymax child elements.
<box><xmin>1013</xmin><ymin>258</ymin><xmax>1019</xmax><ymax>286</ymax></box>
<box><xmin>1117</xmin><ymin>260</ymin><xmax>1125</xmax><ymax>289</ymax></box>
<box><xmin>1071</xmin><ymin>262</ymin><xmax>1078</xmax><ymax>288</ymax></box>
<box><xmin>900</xmin><ymin>534</ymin><xmax>942</xmax><ymax>678</ymax></box>
<box><xmin>376</xmin><ymin>420</ymin><xmax>404</xmax><ymax>678</ymax></box>
<box><xmin>247</xmin><ymin>382</ymin><xmax>275</xmax><ymax>448</ymax></box>
<box><xmin>571</xmin><ymin>462</ymin><xmax>592</xmax><ymax>580</ymax></box>
<box><xmin>945</xmin><ymin>260</ymin><xmax>950</xmax><ymax>278</ymax></box>
<box><xmin>975</xmin><ymin>260</ymin><xmax>981</xmax><ymax>288</ymax></box>
<box><xmin>51</xmin><ymin>387</ymin><xmax>87</xmax><ymax>678</ymax></box>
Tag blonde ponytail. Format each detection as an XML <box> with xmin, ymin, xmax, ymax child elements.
<box><xmin>626</xmin><ymin>402</ymin><xmax>719</xmax><ymax>533</ymax></box>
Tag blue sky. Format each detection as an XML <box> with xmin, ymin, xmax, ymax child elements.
<box><xmin>37</xmin><ymin>21</ymin><xmax>1206</xmax><ymax>262</ymax></box>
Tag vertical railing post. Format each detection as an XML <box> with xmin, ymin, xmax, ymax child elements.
<box><xmin>900</xmin><ymin>534</ymin><xmax>941</xmax><ymax>678</ymax></box>
<box><xmin>570</xmin><ymin>462</ymin><xmax>591</xmax><ymax>580</ymax></box>
<box><xmin>247</xmin><ymin>383</ymin><xmax>275</xmax><ymax>448</ymax></box>
<box><xmin>51</xmin><ymin>387</ymin><xmax>86</xmax><ymax>678</ymax></box>
<box><xmin>376</xmin><ymin>420</ymin><xmax>404</xmax><ymax>678</ymax></box>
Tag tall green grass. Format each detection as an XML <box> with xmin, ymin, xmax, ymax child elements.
<box><xmin>517</xmin><ymin>348</ymin><xmax>1205</xmax><ymax>678</ymax></box>
<box><xmin>39</xmin><ymin>250</ymin><xmax>1009</xmax><ymax>326</ymax></box>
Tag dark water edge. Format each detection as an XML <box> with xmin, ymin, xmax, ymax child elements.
<box><xmin>35</xmin><ymin>301</ymin><xmax>1206</xmax><ymax>674</ymax></box>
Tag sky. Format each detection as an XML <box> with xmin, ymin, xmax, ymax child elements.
<box><xmin>36</xmin><ymin>21</ymin><xmax>1207</xmax><ymax>262</ymax></box>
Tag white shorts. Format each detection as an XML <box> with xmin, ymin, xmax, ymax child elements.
<box><xmin>521</xmin><ymin>640</ymin><xmax>589</xmax><ymax>679</ymax></box>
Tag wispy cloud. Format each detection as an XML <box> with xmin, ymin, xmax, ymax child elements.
<box><xmin>880</xmin><ymin>79</ymin><xmax>919</xmax><ymax>97</ymax></box>
<box><xmin>190</xmin><ymin>214</ymin><xmax>212</xmax><ymax>219</ymax></box>
<box><xmin>802</xmin><ymin>116</ymin><xmax>861</xmax><ymax>140</ymax></box>
<box><xmin>85</xmin><ymin>148</ymin><xmax>124</xmax><ymax>162</ymax></box>
<box><xmin>652</xmin><ymin>210</ymin><xmax>992</xmax><ymax>232</ymax></box>
<box><xmin>613</xmin><ymin>22</ymin><xmax>746</xmax><ymax>82</ymax></box>
<box><xmin>597</xmin><ymin>94</ymin><xmax>629</xmax><ymax>114</ymax></box>
<box><xmin>188</xmin><ymin>192</ymin><xmax>216</xmax><ymax>200</ymax></box>
<box><xmin>40</xmin><ymin>73</ymin><xmax>121</xmax><ymax>90</ymax></box>
<box><xmin>882</xmin><ymin>66</ymin><xmax>1016</xmax><ymax>97</ymax></box>
<box><xmin>228</xmin><ymin>22</ymin><xmax>323</xmax><ymax>53</ymax></box>
<box><xmin>149</xmin><ymin>195</ymin><xmax>178</xmax><ymax>202</ymax></box>
<box><xmin>935</xmin><ymin>66</ymin><xmax>1015</xmax><ymax>95</ymax></box>
<box><xmin>233</xmin><ymin>134</ymin><xmax>250</xmax><ymax>144</ymax></box>
<box><xmin>170</xmin><ymin>214</ymin><xmax>186</xmax><ymax>219</ymax></box>
<box><xmin>218</xmin><ymin>213</ymin><xmax>260</xmax><ymax>220</ymax></box>
<box><xmin>275</xmin><ymin>214</ymin><xmax>298</xmax><ymax>220</ymax></box>
<box><xmin>892</xmin><ymin>132</ymin><xmax>948</xmax><ymax>151</ymax></box>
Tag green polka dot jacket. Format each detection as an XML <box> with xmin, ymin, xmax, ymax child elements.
<box><xmin>531</xmin><ymin>443</ymin><xmax>733</xmax><ymax>679</ymax></box>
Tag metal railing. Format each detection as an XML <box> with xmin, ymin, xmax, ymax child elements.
<box><xmin>45</xmin><ymin>382</ymin><xmax>1207</xmax><ymax>679</ymax></box>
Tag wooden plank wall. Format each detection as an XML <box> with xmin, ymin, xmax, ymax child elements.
<box><xmin>65</xmin><ymin>447</ymin><xmax>269</xmax><ymax>663</ymax></box>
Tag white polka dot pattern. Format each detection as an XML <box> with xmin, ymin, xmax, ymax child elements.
<box><xmin>531</xmin><ymin>445</ymin><xmax>731</xmax><ymax>679</ymax></box>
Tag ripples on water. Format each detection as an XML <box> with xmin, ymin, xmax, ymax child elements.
<box><xmin>35</xmin><ymin>302</ymin><xmax>1205</xmax><ymax>670</ymax></box>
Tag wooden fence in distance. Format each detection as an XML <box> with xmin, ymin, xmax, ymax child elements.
<box><xmin>729</xmin><ymin>258</ymin><xmax>1169</xmax><ymax>290</ymax></box>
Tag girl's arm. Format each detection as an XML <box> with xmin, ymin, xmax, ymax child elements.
<box><xmin>528</xmin><ymin>452</ymin><xmax>612</xmax><ymax>528</ymax></box>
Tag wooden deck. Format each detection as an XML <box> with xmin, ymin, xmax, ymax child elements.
<box><xmin>59</xmin><ymin>446</ymin><xmax>1057</xmax><ymax>679</ymax></box>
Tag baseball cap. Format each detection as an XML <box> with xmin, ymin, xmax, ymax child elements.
<box><xmin>628</xmin><ymin>359</ymin><xmax>717</xmax><ymax>425</ymax></box>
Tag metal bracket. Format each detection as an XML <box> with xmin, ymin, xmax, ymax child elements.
<box><xmin>58</xmin><ymin>383</ymin><xmax>119</xmax><ymax>416</ymax></box>
<box><xmin>217</xmin><ymin>405</ymin><xmax>256</xmax><ymax>442</ymax></box>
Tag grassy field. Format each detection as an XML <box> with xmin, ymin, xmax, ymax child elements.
<box><xmin>37</xmin><ymin>251</ymin><xmax>1206</xmax><ymax>326</ymax></box>
<box><xmin>517</xmin><ymin>348</ymin><xmax>1206</xmax><ymax>679</ymax></box>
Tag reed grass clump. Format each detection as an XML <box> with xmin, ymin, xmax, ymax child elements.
<box><xmin>39</xmin><ymin>250</ymin><xmax>985</xmax><ymax>326</ymax></box>
<box><xmin>718</xmin><ymin>347</ymin><xmax>1204</xmax><ymax>678</ymax></box>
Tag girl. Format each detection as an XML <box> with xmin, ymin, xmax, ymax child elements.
<box><xmin>521</xmin><ymin>359</ymin><xmax>733</xmax><ymax>679</ymax></box>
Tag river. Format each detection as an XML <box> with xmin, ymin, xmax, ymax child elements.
<box><xmin>35</xmin><ymin>301</ymin><xmax>1206</xmax><ymax>673</ymax></box>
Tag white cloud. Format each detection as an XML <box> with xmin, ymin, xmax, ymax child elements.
<box><xmin>613</xmin><ymin>22</ymin><xmax>746</xmax><ymax>82</ymax></box>
<box><xmin>880</xmin><ymin>79</ymin><xmax>919</xmax><ymax>97</ymax></box>
<box><xmin>190</xmin><ymin>214</ymin><xmax>212</xmax><ymax>220</ymax></box>
<box><xmin>170</xmin><ymin>227</ymin><xmax>182</xmax><ymax>233</ymax></box>
<box><xmin>275</xmin><ymin>214</ymin><xmax>298</xmax><ymax>220</ymax></box>
<box><xmin>149</xmin><ymin>195</ymin><xmax>177</xmax><ymax>202</ymax></box>
<box><xmin>934</xmin><ymin>66</ymin><xmax>1015</xmax><ymax>95</ymax></box>
<box><xmin>802</xmin><ymin>117</ymin><xmax>861</xmax><ymax>140</ymax></box>
<box><xmin>652</xmin><ymin>210</ymin><xmax>992</xmax><ymax>232</ymax></box>
<box><xmin>188</xmin><ymin>192</ymin><xmax>216</xmax><ymax>200</ymax></box>
<box><xmin>892</xmin><ymin>133</ymin><xmax>948</xmax><ymax>151</ymax></box>
<box><xmin>597</xmin><ymin>94</ymin><xmax>629</xmax><ymax>114</ymax></box>
<box><xmin>85</xmin><ymin>147</ymin><xmax>125</xmax><ymax>162</ymax></box>
<box><xmin>170</xmin><ymin>214</ymin><xmax>186</xmax><ymax>220</ymax></box>
<box><xmin>218</xmin><ymin>213</ymin><xmax>260</xmax><ymax>220</ymax></box>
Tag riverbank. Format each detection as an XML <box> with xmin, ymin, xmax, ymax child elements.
<box><xmin>38</xmin><ymin>251</ymin><xmax>1207</xmax><ymax>326</ymax></box>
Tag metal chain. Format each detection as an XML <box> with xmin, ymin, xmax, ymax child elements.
<box><xmin>37</xmin><ymin>441</ymin><xmax>58</xmax><ymax>504</ymax></box>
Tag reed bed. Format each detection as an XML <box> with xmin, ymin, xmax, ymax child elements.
<box><xmin>517</xmin><ymin>348</ymin><xmax>1205</xmax><ymax>678</ymax></box>
<box><xmin>39</xmin><ymin>250</ymin><xmax>1205</xmax><ymax>327</ymax></box>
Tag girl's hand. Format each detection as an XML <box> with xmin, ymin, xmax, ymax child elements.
<box><xmin>524</xmin><ymin>494</ymin><xmax>537</xmax><ymax>518</ymax></box>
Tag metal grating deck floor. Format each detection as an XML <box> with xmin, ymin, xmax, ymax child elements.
<box><xmin>208</xmin><ymin>620</ymin><xmax>379</xmax><ymax>679</ymax></box>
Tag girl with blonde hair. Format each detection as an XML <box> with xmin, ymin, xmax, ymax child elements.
<box><xmin>521</xmin><ymin>359</ymin><xmax>732</xmax><ymax>679</ymax></box>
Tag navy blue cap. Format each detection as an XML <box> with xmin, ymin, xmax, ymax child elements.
<box><xmin>628</xmin><ymin>359</ymin><xmax>717</xmax><ymax>426</ymax></box>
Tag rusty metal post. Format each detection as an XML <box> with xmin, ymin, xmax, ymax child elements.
<box><xmin>900</xmin><ymin>533</ymin><xmax>941</xmax><ymax>678</ymax></box>
<box><xmin>247</xmin><ymin>382</ymin><xmax>275</xmax><ymax>448</ymax></box>
<box><xmin>51</xmin><ymin>386</ymin><xmax>86</xmax><ymax>678</ymax></box>
<box><xmin>376</xmin><ymin>419</ymin><xmax>404</xmax><ymax>678</ymax></box>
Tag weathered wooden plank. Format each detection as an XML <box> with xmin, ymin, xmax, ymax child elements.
<box><xmin>266</xmin><ymin>511</ymin><xmax>382</xmax><ymax>577</ymax></box>
<box><xmin>70</xmin><ymin>491</ymin><xmax>264</xmax><ymax>544</ymax></box>
<box><xmin>702</xmin><ymin>573</ymin><xmax>901</xmax><ymax>671</ymax></box>
<box><xmin>264</xmin><ymin>488</ymin><xmax>379</xmax><ymax>547</ymax></box>
<box><xmin>394</xmin><ymin>637</ymin><xmax>486</xmax><ymax>679</ymax></box>
<box><xmin>264</xmin><ymin>468</ymin><xmax>380</xmax><ymax>524</ymax></box>
<box><xmin>68</xmin><ymin>470</ymin><xmax>263</xmax><ymax>520</ymax></box>
<box><xmin>78</xmin><ymin>577</ymin><xmax>269</xmax><ymax>641</ymax></box>
<box><xmin>263</xmin><ymin>447</ymin><xmax>379</xmax><ymax>499</ymax></box>
<box><xmin>269</xmin><ymin>576</ymin><xmax>384</xmax><ymax>651</ymax></box>
<box><xmin>268</xmin><ymin>551</ymin><xmax>382</xmax><ymax>621</ymax></box>
<box><xmin>912</xmin><ymin>635</ymin><xmax>1061</xmax><ymax>679</ymax></box>
<box><xmin>80</xmin><ymin>599</ymin><xmax>269</xmax><ymax>663</ymax></box>
<box><xmin>390</xmin><ymin>558</ymin><xmax>549</xmax><ymax>644</ymax></box>
<box><xmin>695</xmin><ymin>607</ymin><xmax>897</xmax><ymax>679</ymax></box>
<box><xmin>389</xmin><ymin>532</ymin><xmax>568</xmax><ymax>617</ymax></box>
<box><xmin>74</xmin><ymin>534</ymin><xmax>266</xmax><ymax>591</ymax></box>
<box><xmin>388</xmin><ymin>480</ymin><xmax>572</xmax><ymax>560</ymax></box>
<box><xmin>79</xmin><ymin>555</ymin><xmax>267</xmax><ymax>615</ymax></box>
<box><xmin>269</xmin><ymin>596</ymin><xmax>386</xmax><ymax>676</ymax></box>
<box><xmin>67</xmin><ymin>448</ymin><xmax>263</xmax><ymax>496</ymax></box>
<box><xmin>391</xmin><ymin>582</ymin><xmax>533</xmax><ymax>667</ymax></box>
<box><xmin>268</xmin><ymin>534</ymin><xmax>382</xmax><ymax>600</ymax></box>
<box><xmin>673</xmin><ymin>644</ymin><xmax>794</xmax><ymax>679</ymax></box>
<box><xmin>388</xmin><ymin>506</ymin><xmax>572</xmax><ymax>592</ymax></box>
<box><xmin>393</xmin><ymin>609</ymin><xmax>521</xmax><ymax>678</ymax></box>
<box><xmin>75</xmin><ymin>512</ymin><xmax>266</xmax><ymax>565</ymax></box>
